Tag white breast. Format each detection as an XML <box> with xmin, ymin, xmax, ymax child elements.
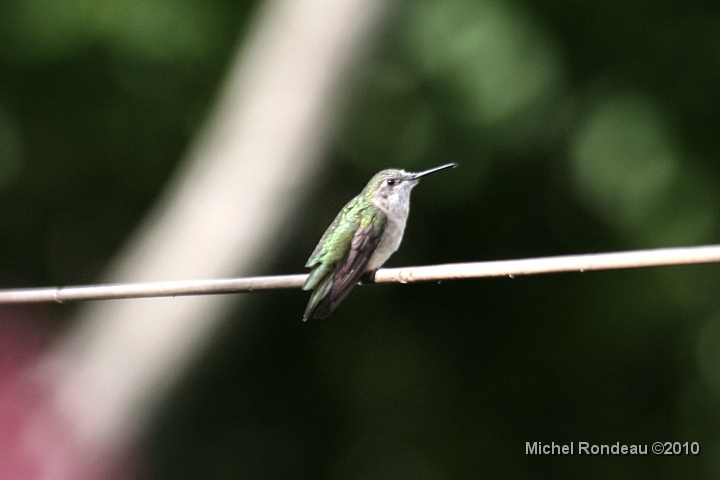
<box><xmin>366</xmin><ymin>205</ymin><xmax>409</xmax><ymax>271</ymax></box>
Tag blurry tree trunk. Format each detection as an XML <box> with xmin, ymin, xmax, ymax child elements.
<box><xmin>13</xmin><ymin>0</ymin><xmax>387</xmax><ymax>478</ymax></box>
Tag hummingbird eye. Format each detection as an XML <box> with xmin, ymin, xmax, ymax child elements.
<box><xmin>386</xmin><ymin>178</ymin><xmax>398</xmax><ymax>186</ymax></box>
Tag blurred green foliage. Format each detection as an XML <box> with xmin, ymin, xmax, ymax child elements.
<box><xmin>0</xmin><ymin>0</ymin><xmax>253</xmax><ymax>286</ymax></box>
<box><xmin>3</xmin><ymin>0</ymin><xmax>720</xmax><ymax>478</ymax></box>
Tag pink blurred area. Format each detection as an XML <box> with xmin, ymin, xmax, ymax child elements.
<box><xmin>0</xmin><ymin>307</ymin><xmax>139</xmax><ymax>480</ymax></box>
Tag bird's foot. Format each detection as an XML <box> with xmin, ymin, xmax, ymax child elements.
<box><xmin>359</xmin><ymin>270</ymin><xmax>377</xmax><ymax>285</ymax></box>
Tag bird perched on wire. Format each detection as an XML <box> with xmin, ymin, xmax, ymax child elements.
<box><xmin>302</xmin><ymin>163</ymin><xmax>456</xmax><ymax>320</ymax></box>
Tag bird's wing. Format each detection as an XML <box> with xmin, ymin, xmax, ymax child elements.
<box><xmin>303</xmin><ymin>200</ymin><xmax>386</xmax><ymax>320</ymax></box>
<box><xmin>303</xmin><ymin>199</ymin><xmax>363</xmax><ymax>290</ymax></box>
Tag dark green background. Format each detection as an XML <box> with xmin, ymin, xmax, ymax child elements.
<box><xmin>2</xmin><ymin>0</ymin><xmax>720</xmax><ymax>478</ymax></box>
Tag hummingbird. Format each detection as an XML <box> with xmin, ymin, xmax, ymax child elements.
<box><xmin>302</xmin><ymin>163</ymin><xmax>456</xmax><ymax>321</ymax></box>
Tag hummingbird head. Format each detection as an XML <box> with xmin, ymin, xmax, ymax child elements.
<box><xmin>363</xmin><ymin>163</ymin><xmax>456</xmax><ymax>213</ymax></box>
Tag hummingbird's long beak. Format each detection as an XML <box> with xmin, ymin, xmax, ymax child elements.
<box><xmin>411</xmin><ymin>163</ymin><xmax>457</xmax><ymax>180</ymax></box>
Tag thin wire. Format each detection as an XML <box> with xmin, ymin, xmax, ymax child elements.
<box><xmin>2</xmin><ymin>244</ymin><xmax>720</xmax><ymax>304</ymax></box>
